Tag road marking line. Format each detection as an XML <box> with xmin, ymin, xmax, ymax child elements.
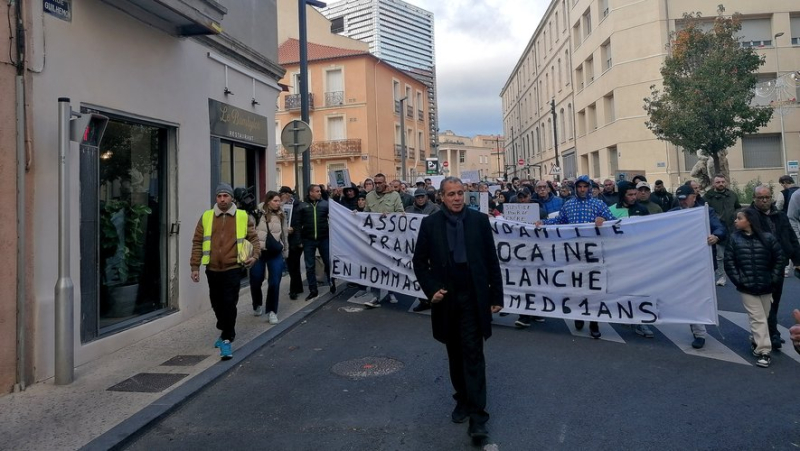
<box><xmin>719</xmin><ymin>310</ymin><xmax>800</xmax><ymax>365</ymax></box>
<box><xmin>656</xmin><ymin>323</ymin><xmax>750</xmax><ymax>366</ymax></box>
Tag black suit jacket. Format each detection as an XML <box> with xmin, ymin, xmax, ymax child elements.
<box><xmin>412</xmin><ymin>208</ymin><xmax>504</xmax><ymax>343</ymax></box>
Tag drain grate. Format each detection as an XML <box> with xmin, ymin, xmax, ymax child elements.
<box><xmin>160</xmin><ymin>355</ymin><xmax>209</xmax><ymax>367</ymax></box>
<box><xmin>107</xmin><ymin>373</ymin><xmax>188</xmax><ymax>393</ymax></box>
<box><xmin>332</xmin><ymin>357</ymin><xmax>404</xmax><ymax>379</ymax></box>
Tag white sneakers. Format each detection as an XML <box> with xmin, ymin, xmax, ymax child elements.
<box><xmin>253</xmin><ymin>305</ymin><xmax>264</xmax><ymax>316</ymax></box>
<box><xmin>267</xmin><ymin>311</ymin><xmax>278</xmax><ymax>324</ymax></box>
<box><xmin>715</xmin><ymin>276</ymin><xmax>726</xmax><ymax>286</ymax></box>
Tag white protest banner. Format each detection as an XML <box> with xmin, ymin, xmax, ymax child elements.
<box><xmin>502</xmin><ymin>202</ymin><xmax>540</xmax><ymax>224</ymax></box>
<box><xmin>330</xmin><ymin>201</ymin><xmax>423</xmax><ymax>297</ymax></box>
<box><xmin>329</xmin><ymin>201</ymin><xmax>717</xmax><ymax>325</ymax></box>
<box><xmin>427</xmin><ymin>175</ymin><xmax>445</xmax><ymax>189</ymax></box>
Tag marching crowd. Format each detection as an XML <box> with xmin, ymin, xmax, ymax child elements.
<box><xmin>190</xmin><ymin>173</ymin><xmax>800</xmax><ymax>369</ymax></box>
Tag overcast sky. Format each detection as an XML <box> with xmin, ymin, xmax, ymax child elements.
<box><xmin>412</xmin><ymin>0</ymin><xmax>547</xmax><ymax>137</ymax></box>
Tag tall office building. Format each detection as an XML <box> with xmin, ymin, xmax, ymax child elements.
<box><xmin>321</xmin><ymin>0</ymin><xmax>439</xmax><ymax>152</ymax></box>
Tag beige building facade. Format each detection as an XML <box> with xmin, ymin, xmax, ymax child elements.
<box><xmin>502</xmin><ymin>0</ymin><xmax>800</xmax><ymax>191</ymax></box>
<box><xmin>275</xmin><ymin>38</ymin><xmax>430</xmax><ymax>187</ymax></box>
<box><xmin>437</xmin><ymin>131</ymin><xmax>505</xmax><ymax>182</ymax></box>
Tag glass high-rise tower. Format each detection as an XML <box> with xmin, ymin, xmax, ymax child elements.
<box><xmin>321</xmin><ymin>0</ymin><xmax>438</xmax><ymax>151</ymax></box>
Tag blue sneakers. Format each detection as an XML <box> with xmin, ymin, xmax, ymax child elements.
<box><xmin>219</xmin><ymin>340</ymin><xmax>233</xmax><ymax>360</ymax></box>
<box><xmin>214</xmin><ymin>337</ymin><xmax>222</xmax><ymax>348</ymax></box>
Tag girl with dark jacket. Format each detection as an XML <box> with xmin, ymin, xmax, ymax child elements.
<box><xmin>724</xmin><ymin>208</ymin><xmax>784</xmax><ymax>368</ymax></box>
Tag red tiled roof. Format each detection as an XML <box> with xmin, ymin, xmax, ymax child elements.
<box><xmin>279</xmin><ymin>38</ymin><xmax>370</xmax><ymax>65</ymax></box>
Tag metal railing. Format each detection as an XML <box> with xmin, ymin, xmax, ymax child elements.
<box><xmin>284</xmin><ymin>93</ymin><xmax>314</xmax><ymax>110</ymax></box>
<box><xmin>325</xmin><ymin>91</ymin><xmax>344</xmax><ymax>107</ymax></box>
<box><xmin>276</xmin><ymin>138</ymin><xmax>361</xmax><ymax>160</ymax></box>
<box><xmin>407</xmin><ymin>105</ymin><xmax>414</xmax><ymax>118</ymax></box>
<box><xmin>394</xmin><ymin>100</ymin><xmax>401</xmax><ymax>114</ymax></box>
<box><xmin>418</xmin><ymin>109</ymin><xmax>424</xmax><ymax>121</ymax></box>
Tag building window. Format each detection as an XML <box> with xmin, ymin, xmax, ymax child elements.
<box><xmin>792</xmin><ymin>17</ymin><xmax>800</xmax><ymax>45</ymax></box>
<box><xmin>684</xmin><ymin>150</ymin><xmax>699</xmax><ymax>172</ymax></box>
<box><xmin>325</xmin><ymin>69</ymin><xmax>344</xmax><ymax>107</ymax></box>
<box><xmin>330</xmin><ymin>16</ymin><xmax>344</xmax><ymax>33</ymax></box>
<box><xmin>591</xmin><ymin>150</ymin><xmax>600</xmax><ymax>178</ymax></box>
<box><xmin>81</xmin><ymin>112</ymin><xmax>173</xmax><ymax>339</ymax></box>
<box><xmin>601</xmin><ymin>40</ymin><xmax>612</xmax><ymax>71</ymax></box>
<box><xmin>600</xmin><ymin>0</ymin><xmax>609</xmax><ymax>18</ymax></box>
<box><xmin>742</xmin><ymin>134</ymin><xmax>782</xmax><ymax>168</ymax></box>
<box><xmin>459</xmin><ymin>150</ymin><xmax>466</xmax><ymax>163</ymax></box>
<box><xmin>603</xmin><ymin>92</ymin><xmax>615</xmax><ymax>124</ymax></box>
<box><xmin>559</xmin><ymin>108</ymin><xmax>566</xmax><ymax>143</ymax></box>
<box><xmin>327</xmin><ymin>116</ymin><xmax>345</xmax><ymax>141</ymax></box>
<box><xmin>582</xmin><ymin>8</ymin><xmax>592</xmax><ymax>40</ymax></box>
<box><xmin>587</xmin><ymin>103</ymin><xmax>597</xmax><ymax>130</ymax></box>
<box><xmin>567</xmin><ymin>103</ymin><xmax>574</xmax><ymax>139</ymax></box>
<box><xmin>738</xmin><ymin>18</ymin><xmax>773</xmax><ymax>47</ymax></box>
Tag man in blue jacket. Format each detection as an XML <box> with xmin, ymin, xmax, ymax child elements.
<box><xmin>669</xmin><ymin>184</ymin><xmax>726</xmax><ymax>349</ymax></box>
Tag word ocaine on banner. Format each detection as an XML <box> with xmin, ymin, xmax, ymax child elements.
<box><xmin>329</xmin><ymin>201</ymin><xmax>717</xmax><ymax>325</ymax></box>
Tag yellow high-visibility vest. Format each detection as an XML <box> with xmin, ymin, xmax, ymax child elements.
<box><xmin>201</xmin><ymin>209</ymin><xmax>248</xmax><ymax>265</ymax></box>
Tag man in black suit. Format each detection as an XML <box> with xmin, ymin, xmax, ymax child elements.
<box><xmin>412</xmin><ymin>177</ymin><xmax>504</xmax><ymax>443</ymax></box>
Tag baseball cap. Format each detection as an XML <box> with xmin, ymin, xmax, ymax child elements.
<box><xmin>517</xmin><ymin>187</ymin><xmax>532</xmax><ymax>197</ymax></box>
<box><xmin>575</xmin><ymin>175</ymin><xmax>592</xmax><ymax>186</ymax></box>
<box><xmin>675</xmin><ymin>185</ymin><xmax>694</xmax><ymax>199</ymax></box>
<box><xmin>636</xmin><ymin>182</ymin><xmax>650</xmax><ymax>190</ymax></box>
<box><xmin>414</xmin><ymin>188</ymin><xmax>427</xmax><ymax>197</ymax></box>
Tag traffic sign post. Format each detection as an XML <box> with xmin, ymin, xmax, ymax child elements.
<box><xmin>280</xmin><ymin>120</ymin><xmax>313</xmax><ymax>197</ymax></box>
<box><xmin>550</xmin><ymin>164</ymin><xmax>561</xmax><ymax>176</ymax></box>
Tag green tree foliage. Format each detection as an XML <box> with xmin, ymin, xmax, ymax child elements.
<box><xmin>644</xmin><ymin>5</ymin><xmax>773</xmax><ymax>177</ymax></box>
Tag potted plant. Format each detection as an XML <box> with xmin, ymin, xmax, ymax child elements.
<box><xmin>100</xmin><ymin>198</ymin><xmax>152</xmax><ymax>316</ymax></box>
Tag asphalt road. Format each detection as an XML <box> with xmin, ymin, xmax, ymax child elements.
<box><xmin>125</xmin><ymin>281</ymin><xmax>800</xmax><ymax>450</ymax></box>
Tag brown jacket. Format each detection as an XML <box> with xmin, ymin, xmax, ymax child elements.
<box><xmin>190</xmin><ymin>204</ymin><xmax>260</xmax><ymax>272</ymax></box>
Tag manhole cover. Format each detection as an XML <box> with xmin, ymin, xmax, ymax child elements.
<box><xmin>332</xmin><ymin>357</ymin><xmax>404</xmax><ymax>379</ymax></box>
<box><xmin>107</xmin><ymin>373</ymin><xmax>188</xmax><ymax>393</ymax></box>
<box><xmin>160</xmin><ymin>355</ymin><xmax>209</xmax><ymax>367</ymax></box>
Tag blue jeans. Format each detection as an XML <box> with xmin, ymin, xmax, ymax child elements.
<box><xmin>303</xmin><ymin>238</ymin><xmax>330</xmax><ymax>293</ymax></box>
<box><xmin>264</xmin><ymin>255</ymin><xmax>285</xmax><ymax>314</ymax></box>
<box><xmin>249</xmin><ymin>255</ymin><xmax>266</xmax><ymax>310</ymax></box>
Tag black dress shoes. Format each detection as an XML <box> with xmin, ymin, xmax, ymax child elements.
<box><xmin>468</xmin><ymin>421</ymin><xmax>488</xmax><ymax>440</ymax></box>
<box><xmin>305</xmin><ymin>291</ymin><xmax>318</xmax><ymax>301</ymax></box>
<box><xmin>451</xmin><ymin>404</ymin><xmax>468</xmax><ymax>423</ymax></box>
<box><xmin>413</xmin><ymin>301</ymin><xmax>431</xmax><ymax>312</ymax></box>
<box><xmin>289</xmin><ymin>292</ymin><xmax>298</xmax><ymax>300</ymax></box>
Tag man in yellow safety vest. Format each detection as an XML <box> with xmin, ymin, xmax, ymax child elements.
<box><xmin>190</xmin><ymin>183</ymin><xmax>260</xmax><ymax>360</ymax></box>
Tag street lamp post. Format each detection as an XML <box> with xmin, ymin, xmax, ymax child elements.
<box><xmin>299</xmin><ymin>0</ymin><xmax>327</xmax><ymax>195</ymax></box>
<box><xmin>774</xmin><ymin>32</ymin><xmax>788</xmax><ymax>173</ymax></box>
<box><xmin>550</xmin><ymin>99</ymin><xmax>561</xmax><ymax>182</ymax></box>
<box><xmin>399</xmin><ymin>96</ymin><xmax>407</xmax><ymax>181</ymax></box>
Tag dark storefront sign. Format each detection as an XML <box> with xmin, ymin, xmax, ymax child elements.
<box><xmin>44</xmin><ymin>0</ymin><xmax>72</xmax><ymax>22</ymax></box>
<box><xmin>208</xmin><ymin>99</ymin><xmax>268</xmax><ymax>146</ymax></box>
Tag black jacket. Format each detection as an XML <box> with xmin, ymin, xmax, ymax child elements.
<box><xmin>724</xmin><ymin>231</ymin><xmax>783</xmax><ymax>295</ymax></box>
<box><xmin>599</xmin><ymin>191</ymin><xmax>619</xmax><ymax>206</ymax></box>
<box><xmin>651</xmin><ymin>190</ymin><xmax>674</xmax><ymax>212</ymax></box>
<box><xmin>749</xmin><ymin>204</ymin><xmax>800</xmax><ymax>266</ymax></box>
<box><xmin>412</xmin><ymin>209</ymin><xmax>503</xmax><ymax>343</ymax></box>
<box><xmin>296</xmin><ymin>198</ymin><xmax>329</xmax><ymax>240</ymax></box>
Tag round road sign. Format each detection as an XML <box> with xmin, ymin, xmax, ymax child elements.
<box><xmin>518</xmin><ymin>158</ymin><xmax>524</xmax><ymax>166</ymax></box>
<box><xmin>443</xmin><ymin>161</ymin><xmax>449</xmax><ymax>168</ymax></box>
<box><xmin>280</xmin><ymin>120</ymin><xmax>313</xmax><ymax>154</ymax></box>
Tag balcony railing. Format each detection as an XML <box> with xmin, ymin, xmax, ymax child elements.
<box><xmin>418</xmin><ymin>109</ymin><xmax>424</xmax><ymax>121</ymax></box>
<box><xmin>325</xmin><ymin>91</ymin><xmax>344</xmax><ymax>107</ymax></box>
<box><xmin>394</xmin><ymin>144</ymin><xmax>403</xmax><ymax>158</ymax></box>
<box><xmin>740</xmin><ymin>40</ymin><xmax>772</xmax><ymax>48</ymax></box>
<box><xmin>407</xmin><ymin>105</ymin><xmax>414</xmax><ymax>118</ymax></box>
<box><xmin>276</xmin><ymin>139</ymin><xmax>361</xmax><ymax>160</ymax></box>
<box><xmin>285</xmin><ymin>93</ymin><xmax>314</xmax><ymax>111</ymax></box>
<box><xmin>394</xmin><ymin>100</ymin><xmax>401</xmax><ymax>114</ymax></box>
<box><xmin>419</xmin><ymin>149</ymin><xmax>425</xmax><ymax>159</ymax></box>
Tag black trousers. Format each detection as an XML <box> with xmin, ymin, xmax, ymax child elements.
<box><xmin>286</xmin><ymin>245</ymin><xmax>304</xmax><ymax>295</ymax></box>
<box><xmin>206</xmin><ymin>268</ymin><xmax>242</xmax><ymax>342</ymax></box>
<box><xmin>444</xmin><ymin>291</ymin><xmax>489</xmax><ymax>426</ymax></box>
<box><xmin>768</xmin><ymin>277</ymin><xmax>785</xmax><ymax>339</ymax></box>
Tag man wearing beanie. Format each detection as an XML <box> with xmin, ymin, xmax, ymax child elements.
<box><xmin>190</xmin><ymin>182</ymin><xmax>260</xmax><ymax>360</ymax></box>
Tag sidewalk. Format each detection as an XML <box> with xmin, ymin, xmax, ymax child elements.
<box><xmin>0</xmin><ymin>279</ymin><xmax>337</xmax><ymax>451</ymax></box>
